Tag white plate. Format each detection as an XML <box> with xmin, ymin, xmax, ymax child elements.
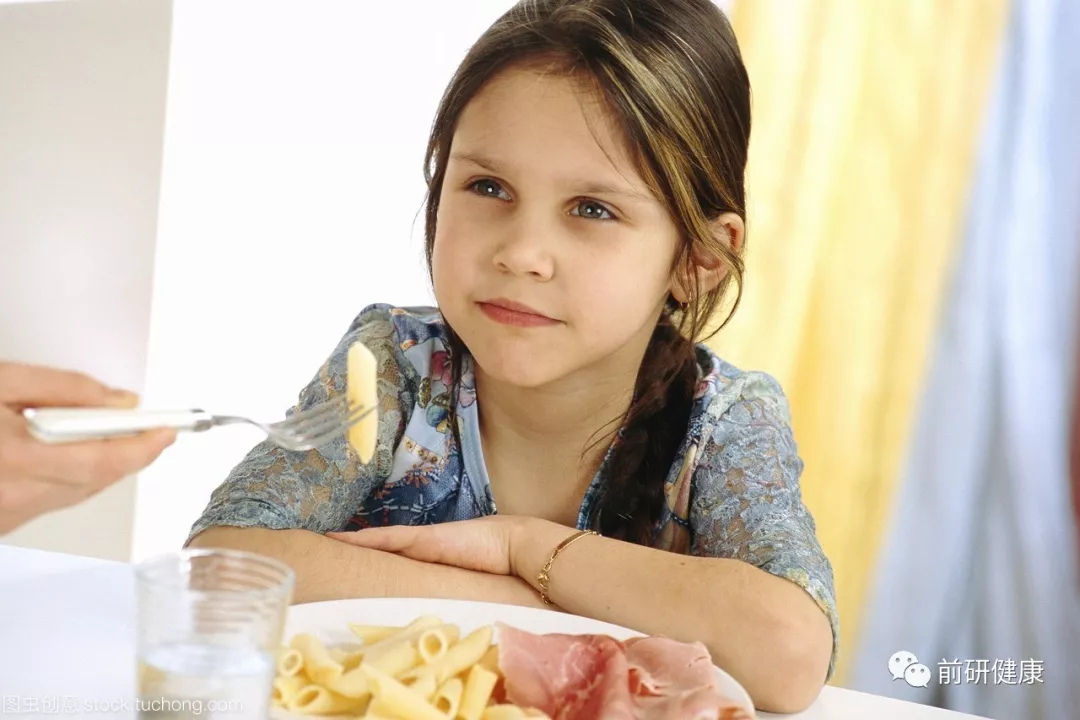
<box><xmin>272</xmin><ymin>597</ymin><xmax>756</xmax><ymax>718</ymax></box>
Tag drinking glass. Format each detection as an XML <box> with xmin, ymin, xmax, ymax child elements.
<box><xmin>135</xmin><ymin>548</ymin><xmax>294</xmax><ymax>719</ymax></box>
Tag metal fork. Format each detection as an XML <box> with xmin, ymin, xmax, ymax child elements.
<box><xmin>22</xmin><ymin>395</ymin><xmax>374</xmax><ymax>451</ymax></box>
<box><xmin>192</xmin><ymin>395</ymin><xmax>375</xmax><ymax>451</ymax></box>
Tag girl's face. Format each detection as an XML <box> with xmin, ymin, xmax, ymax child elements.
<box><xmin>432</xmin><ymin>66</ymin><xmax>682</xmax><ymax>390</ymax></box>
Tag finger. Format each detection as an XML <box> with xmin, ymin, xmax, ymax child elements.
<box><xmin>327</xmin><ymin>526</ymin><xmax>424</xmax><ymax>553</ymax></box>
<box><xmin>328</xmin><ymin>528</ymin><xmax>452</xmax><ymax>565</ymax></box>
<box><xmin>0</xmin><ymin>361</ymin><xmax>139</xmax><ymax>408</ymax></box>
<box><xmin>330</xmin><ymin>525</ymin><xmax>504</xmax><ymax>573</ymax></box>
<box><xmin>7</xmin><ymin>427</ymin><xmax>177</xmax><ymax>489</ymax></box>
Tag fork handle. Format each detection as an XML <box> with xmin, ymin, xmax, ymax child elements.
<box><xmin>22</xmin><ymin>408</ymin><xmax>213</xmax><ymax>444</ymax></box>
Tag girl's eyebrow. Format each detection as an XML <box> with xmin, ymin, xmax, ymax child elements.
<box><xmin>449</xmin><ymin>151</ymin><xmax>654</xmax><ymax>204</ymax></box>
<box><xmin>450</xmin><ymin>151</ymin><xmax>505</xmax><ymax>174</ymax></box>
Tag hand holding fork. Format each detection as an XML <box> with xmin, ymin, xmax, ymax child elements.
<box><xmin>0</xmin><ymin>361</ymin><xmax>371</xmax><ymax>535</ymax></box>
<box><xmin>23</xmin><ymin>393</ymin><xmax>373</xmax><ymax>452</ymax></box>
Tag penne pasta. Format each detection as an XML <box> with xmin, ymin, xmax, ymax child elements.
<box><xmin>277</xmin><ymin>648</ymin><xmax>305</xmax><ymax>678</ymax></box>
<box><xmin>403</xmin><ymin>626</ymin><xmax>494</xmax><ymax>685</ymax></box>
<box><xmin>362</xmin><ymin>664</ymin><xmax>447</xmax><ymax>720</ymax></box>
<box><xmin>326</xmin><ymin>665</ymin><xmax>372</xmax><ymax>700</ymax></box>
<box><xmin>287</xmin><ymin>684</ymin><xmax>365</xmax><ymax>715</ymax></box>
<box><xmin>366</xmin><ymin>697</ymin><xmax>406</xmax><ymax>719</ymax></box>
<box><xmin>349</xmin><ymin>623</ymin><xmax>405</xmax><ymax>645</ymax></box>
<box><xmin>272</xmin><ymin>675</ymin><xmax>307</xmax><ymax>707</ymax></box>
<box><xmin>290</xmin><ymin>633</ymin><xmax>344</xmax><ymax>685</ymax></box>
<box><xmin>431</xmin><ymin>677</ymin><xmax>463</xmax><ymax>718</ymax></box>
<box><xmin>361</xmin><ymin>617</ymin><xmax>446</xmax><ymax>663</ymax></box>
<box><xmin>367</xmin><ymin>639</ymin><xmax>420</xmax><ymax>678</ymax></box>
<box><xmin>346</xmin><ymin>341</ymin><xmax>378</xmax><ymax>464</ymax></box>
<box><xmin>418</xmin><ymin>625</ymin><xmax>460</xmax><ymax>664</ymax></box>
<box><xmin>458</xmin><ymin>665</ymin><xmax>499</xmax><ymax>720</ymax></box>
<box><xmin>328</xmin><ymin>646</ymin><xmax>365</xmax><ymax>668</ymax></box>
<box><xmin>273</xmin><ymin>617</ymin><xmax>560</xmax><ymax>719</ymax></box>
<box><xmin>368</xmin><ymin>615</ymin><xmax>441</xmax><ymax>647</ymax></box>
<box><xmin>477</xmin><ymin>645</ymin><xmax>500</xmax><ymax>676</ymax></box>
<box><xmin>405</xmin><ymin>671</ymin><xmax>438</xmax><ymax>701</ymax></box>
<box><xmin>137</xmin><ymin>660</ymin><xmax>167</xmax><ymax>692</ymax></box>
<box><xmin>340</xmin><ymin>650</ymin><xmax>365</xmax><ymax>673</ymax></box>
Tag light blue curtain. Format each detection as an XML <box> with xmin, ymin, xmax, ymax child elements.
<box><xmin>849</xmin><ymin>1</ymin><xmax>1080</xmax><ymax>718</ymax></box>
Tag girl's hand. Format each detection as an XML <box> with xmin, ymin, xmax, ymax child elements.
<box><xmin>0</xmin><ymin>362</ymin><xmax>177</xmax><ymax>534</ymax></box>
<box><xmin>327</xmin><ymin>516</ymin><xmax>536</xmax><ymax>576</ymax></box>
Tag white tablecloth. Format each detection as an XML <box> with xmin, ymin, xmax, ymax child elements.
<box><xmin>0</xmin><ymin>545</ymin><xmax>989</xmax><ymax>720</ymax></box>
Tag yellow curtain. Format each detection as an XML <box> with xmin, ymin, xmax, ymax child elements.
<box><xmin>710</xmin><ymin>0</ymin><xmax>1007</xmax><ymax>684</ymax></box>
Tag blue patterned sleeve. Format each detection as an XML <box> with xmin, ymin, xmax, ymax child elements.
<box><xmin>184</xmin><ymin>304</ymin><xmax>412</xmax><ymax>545</ymax></box>
<box><xmin>689</xmin><ymin>372</ymin><xmax>840</xmax><ymax>678</ymax></box>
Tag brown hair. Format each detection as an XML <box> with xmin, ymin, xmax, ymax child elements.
<box><xmin>422</xmin><ymin>0</ymin><xmax>751</xmax><ymax>544</ymax></box>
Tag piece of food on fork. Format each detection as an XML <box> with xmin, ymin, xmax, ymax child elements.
<box><xmin>346</xmin><ymin>340</ymin><xmax>378</xmax><ymax>464</ymax></box>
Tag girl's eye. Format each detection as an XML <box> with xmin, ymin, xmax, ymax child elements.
<box><xmin>468</xmin><ymin>179</ymin><xmax>510</xmax><ymax>201</ymax></box>
<box><xmin>570</xmin><ymin>200</ymin><xmax>616</xmax><ymax>221</ymax></box>
<box><xmin>466</xmin><ymin>181</ymin><xmax>616</xmax><ymax>221</ymax></box>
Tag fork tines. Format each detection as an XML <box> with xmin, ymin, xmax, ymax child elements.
<box><xmin>274</xmin><ymin>395</ymin><xmax>373</xmax><ymax>451</ymax></box>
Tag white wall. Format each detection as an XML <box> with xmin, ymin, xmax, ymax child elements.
<box><xmin>0</xmin><ymin>0</ymin><xmax>172</xmax><ymax>560</ymax></box>
<box><xmin>131</xmin><ymin>0</ymin><xmax>518</xmax><ymax>560</ymax></box>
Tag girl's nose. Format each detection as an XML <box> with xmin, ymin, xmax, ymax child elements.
<box><xmin>491</xmin><ymin>212</ymin><xmax>556</xmax><ymax>281</ymax></box>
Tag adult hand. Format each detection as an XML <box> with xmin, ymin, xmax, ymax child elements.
<box><xmin>0</xmin><ymin>361</ymin><xmax>177</xmax><ymax>534</ymax></box>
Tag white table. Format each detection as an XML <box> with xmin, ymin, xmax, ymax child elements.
<box><xmin>0</xmin><ymin>545</ymin><xmax>989</xmax><ymax>720</ymax></box>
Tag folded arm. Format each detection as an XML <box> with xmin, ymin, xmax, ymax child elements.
<box><xmin>189</xmin><ymin>526</ymin><xmax>549</xmax><ymax>608</ymax></box>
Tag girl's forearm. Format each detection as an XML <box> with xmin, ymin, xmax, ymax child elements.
<box><xmin>189</xmin><ymin>526</ymin><xmax>549</xmax><ymax>609</ymax></box>
<box><xmin>511</xmin><ymin>519</ymin><xmax>833</xmax><ymax>713</ymax></box>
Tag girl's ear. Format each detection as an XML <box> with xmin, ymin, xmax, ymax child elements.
<box><xmin>670</xmin><ymin>212</ymin><xmax>744</xmax><ymax>304</ymax></box>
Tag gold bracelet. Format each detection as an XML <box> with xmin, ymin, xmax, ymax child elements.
<box><xmin>537</xmin><ymin>529</ymin><xmax>599</xmax><ymax>605</ymax></box>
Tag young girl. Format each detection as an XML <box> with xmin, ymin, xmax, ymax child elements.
<box><xmin>187</xmin><ymin>0</ymin><xmax>838</xmax><ymax>711</ymax></box>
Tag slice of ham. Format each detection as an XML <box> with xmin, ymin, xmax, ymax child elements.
<box><xmin>496</xmin><ymin>623</ymin><xmax>753</xmax><ymax>720</ymax></box>
<box><xmin>496</xmin><ymin>623</ymin><xmax>635</xmax><ymax>720</ymax></box>
<box><xmin>625</xmin><ymin>637</ymin><xmax>752</xmax><ymax>720</ymax></box>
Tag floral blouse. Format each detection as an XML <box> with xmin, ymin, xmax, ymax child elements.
<box><xmin>186</xmin><ymin>303</ymin><xmax>840</xmax><ymax>675</ymax></box>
